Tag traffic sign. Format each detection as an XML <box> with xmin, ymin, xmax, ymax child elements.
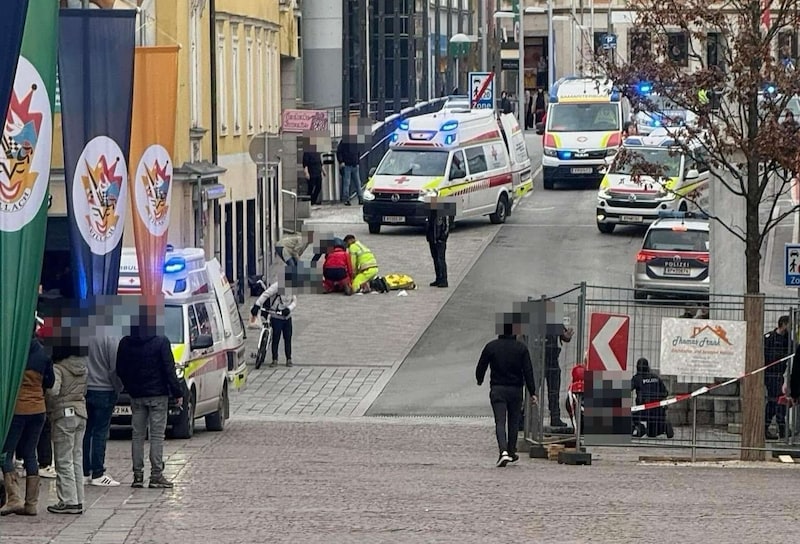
<box><xmin>469</xmin><ymin>71</ymin><xmax>495</xmax><ymax>110</ymax></box>
<box><xmin>587</xmin><ymin>312</ymin><xmax>630</xmax><ymax>372</ymax></box>
<box><xmin>601</xmin><ymin>33</ymin><xmax>617</xmax><ymax>50</ymax></box>
<box><xmin>785</xmin><ymin>244</ymin><xmax>800</xmax><ymax>286</ymax></box>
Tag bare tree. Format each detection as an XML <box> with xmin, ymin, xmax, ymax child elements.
<box><xmin>596</xmin><ymin>0</ymin><xmax>800</xmax><ymax>460</ymax></box>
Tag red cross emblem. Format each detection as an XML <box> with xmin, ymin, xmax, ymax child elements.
<box><xmin>395</xmin><ymin>176</ymin><xmax>409</xmax><ymax>184</ymax></box>
<box><xmin>491</xmin><ymin>147</ymin><xmax>498</xmax><ymax>161</ymax></box>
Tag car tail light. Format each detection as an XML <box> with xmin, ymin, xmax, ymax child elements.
<box><xmin>544</xmin><ymin>133</ymin><xmax>556</xmax><ymax>148</ymax></box>
<box><xmin>696</xmin><ymin>254</ymin><xmax>709</xmax><ymax>264</ymax></box>
<box><xmin>636</xmin><ymin>250</ymin><xmax>657</xmax><ymax>263</ymax></box>
<box><xmin>606</xmin><ymin>132</ymin><xmax>621</xmax><ymax>148</ymax></box>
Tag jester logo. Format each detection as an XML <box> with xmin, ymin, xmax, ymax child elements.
<box><xmin>72</xmin><ymin>136</ymin><xmax>128</xmax><ymax>255</ymax></box>
<box><xmin>134</xmin><ymin>144</ymin><xmax>173</xmax><ymax>237</ymax></box>
<box><xmin>1</xmin><ymin>86</ymin><xmax>42</xmax><ymax>210</ymax></box>
<box><xmin>142</xmin><ymin>160</ymin><xmax>170</xmax><ymax>224</ymax></box>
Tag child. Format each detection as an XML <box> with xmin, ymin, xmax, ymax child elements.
<box><xmin>46</xmin><ymin>346</ymin><xmax>88</xmax><ymax>515</ymax></box>
<box><xmin>565</xmin><ymin>352</ymin><xmax>586</xmax><ymax>432</ymax></box>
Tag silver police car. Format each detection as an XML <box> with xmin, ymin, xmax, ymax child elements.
<box><xmin>633</xmin><ymin>213</ymin><xmax>709</xmax><ymax>300</ymax></box>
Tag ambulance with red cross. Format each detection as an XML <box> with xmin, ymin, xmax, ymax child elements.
<box><xmin>540</xmin><ymin>77</ymin><xmax>632</xmax><ymax>189</ymax></box>
<box><xmin>362</xmin><ymin>109</ymin><xmax>532</xmax><ymax>233</ymax></box>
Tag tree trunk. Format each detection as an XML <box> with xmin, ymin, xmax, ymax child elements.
<box><xmin>741</xmin><ymin>293</ymin><xmax>766</xmax><ymax>461</ymax></box>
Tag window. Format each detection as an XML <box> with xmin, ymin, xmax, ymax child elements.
<box><xmin>706</xmin><ymin>32</ymin><xmax>726</xmax><ymax>71</ymax></box>
<box><xmin>667</xmin><ymin>32</ymin><xmax>688</xmax><ymax>66</ymax></box>
<box><xmin>188</xmin><ymin>305</ymin><xmax>200</xmax><ymax>345</ymax></box>
<box><xmin>449</xmin><ymin>150</ymin><xmax>466</xmax><ymax>179</ymax></box>
<box><xmin>190</xmin><ymin>8</ymin><xmax>202</xmax><ymax>128</ymax></box>
<box><xmin>375</xmin><ymin>149</ymin><xmax>449</xmax><ymax>176</ymax></box>
<box><xmin>257</xmin><ymin>36</ymin><xmax>264</xmax><ymax>132</ymax></box>
<box><xmin>779</xmin><ymin>31</ymin><xmax>798</xmax><ymax>64</ymax></box>
<box><xmin>164</xmin><ymin>305</ymin><xmax>184</xmax><ymax>344</ymax></box>
<box><xmin>547</xmin><ymin>103</ymin><xmax>620</xmax><ymax>132</ymax></box>
<box><xmin>232</xmin><ymin>30</ymin><xmax>241</xmax><ymax>135</ymax></box>
<box><xmin>246</xmin><ymin>32</ymin><xmax>254</xmax><ymax>134</ymax></box>
<box><xmin>465</xmin><ymin>146</ymin><xmax>488</xmax><ymax>175</ymax></box>
<box><xmin>594</xmin><ymin>31</ymin><xmax>609</xmax><ymax>55</ymax></box>
<box><xmin>217</xmin><ymin>26</ymin><xmax>228</xmax><ymax>134</ymax></box>
<box><xmin>629</xmin><ymin>32</ymin><xmax>651</xmax><ymax>62</ymax></box>
<box><xmin>485</xmin><ymin>144</ymin><xmax>508</xmax><ymax>170</ymax></box>
<box><xmin>194</xmin><ymin>303</ymin><xmax>212</xmax><ymax>338</ymax></box>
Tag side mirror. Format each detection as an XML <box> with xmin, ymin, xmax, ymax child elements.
<box><xmin>535</xmin><ymin>122</ymin><xmax>545</xmax><ymax>135</ymax></box>
<box><xmin>368</xmin><ymin>167</ymin><xmax>377</xmax><ymax>177</ymax></box>
<box><xmin>190</xmin><ymin>334</ymin><xmax>213</xmax><ymax>351</ymax></box>
<box><xmin>685</xmin><ymin>169</ymin><xmax>700</xmax><ymax>180</ymax></box>
<box><xmin>450</xmin><ymin>168</ymin><xmax>467</xmax><ymax>180</ymax></box>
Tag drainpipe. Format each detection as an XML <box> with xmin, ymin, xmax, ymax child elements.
<box><xmin>209</xmin><ymin>0</ymin><xmax>219</xmax><ymax>164</ymax></box>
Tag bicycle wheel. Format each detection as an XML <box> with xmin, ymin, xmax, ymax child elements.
<box><xmin>254</xmin><ymin>329</ymin><xmax>267</xmax><ymax>369</ymax></box>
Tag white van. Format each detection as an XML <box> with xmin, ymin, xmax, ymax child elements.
<box><xmin>362</xmin><ymin>109</ymin><xmax>532</xmax><ymax>233</ymax></box>
<box><xmin>113</xmin><ymin>247</ymin><xmax>247</xmax><ymax>438</ymax></box>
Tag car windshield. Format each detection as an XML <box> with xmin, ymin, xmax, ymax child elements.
<box><xmin>376</xmin><ymin>149</ymin><xmax>449</xmax><ymax>177</ymax></box>
<box><xmin>547</xmin><ymin>103</ymin><xmax>620</xmax><ymax>132</ymax></box>
<box><xmin>611</xmin><ymin>148</ymin><xmax>682</xmax><ymax>179</ymax></box>
<box><xmin>164</xmin><ymin>304</ymin><xmax>184</xmax><ymax>344</ymax></box>
<box><xmin>644</xmin><ymin>228</ymin><xmax>709</xmax><ymax>252</ymax></box>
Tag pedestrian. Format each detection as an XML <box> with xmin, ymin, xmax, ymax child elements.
<box><xmin>116</xmin><ymin>304</ymin><xmax>185</xmax><ymax>489</ymax></box>
<box><xmin>45</xmin><ymin>344</ymin><xmax>88</xmax><ymax>515</ymax></box>
<box><xmin>476</xmin><ymin>313</ymin><xmax>537</xmax><ymax>467</ymax></box>
<box><xmin>83</xmin><ymin>335</ymin><xmax>122</xmax><ymax>487</ymax></box>
<box><xmin>425</xmin><ymin>197</ymin><xmax>451</xmax><ymax>288</ymax></box>
<box><xmin>500</xmin><ymin>91</ymin><xmax>512</xmax><ymax>115</ymax></box>
<box><xmin>303</xmin><ymin>140</ymin><xmax>325</xmax><ymax>205</ymax></box>
<box><xmin>534</xmin><ymin>88</ymin><xmax>546</xmax><ymax>123</ymax></box>
<box><xmin>344</xmin><ymin>234</ymin><xmax>379</xmax><ymax>293</ymax></box>
<box><xmin>764</xmin><ymin>315</ymin><xmax>791</xmax><ymax>440</ymax></box>
<box><xmin>1</xmin><ymin>322</ymin><xmax>54</xmax><ymax>516</ymax></box>
<box><xmin>544</xmin><ymin>322</ymin><xmax>574</xmax><ymax>428</ymax></box>
<box><xmin>336</xmin><ymin>128</ymin><xmax>364</xmax><ymax>206</ymax></box>
<box><xmin>35</xmin><ymin>417</ymin><xmax>56</xmax><ymax>479</ymax></box>
<box><xmin>524</xmin><ymin>90</ymin><xmax>534</xmax><ymax>129</ymax></box>
<box><xmin>250</xmin><ymin>280</ymin><xmax>296</xmax><ymax>367</ymax></box>
<box><xmin>275</xmin><ymin>230</ymin><xmax>313</xmax><ymax>268</ymax></box>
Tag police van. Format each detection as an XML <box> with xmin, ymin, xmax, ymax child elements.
<box><xmin>596</xmin><ymin>128</ymin><xmax>710</xmax><ymax>234</ymax></box>
<box><xmin>113</xmin><ymin>247</ymin><xmax>247</xmax><ymax>438</ymax></box>
<box><xmin>539</xmin><ymin>77</ymin><xmax>631</xmax><ymax>189</ymax></box>
<box><xmin>362</xmin><ymin>109</ymin><xmax>532</xmax><ymax>233</ymax></box>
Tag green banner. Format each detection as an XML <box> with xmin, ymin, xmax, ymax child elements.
<box><xmin>0</xmin><ymin>0</ymin><xmax>58</xmax><ymax>443</ymax></box>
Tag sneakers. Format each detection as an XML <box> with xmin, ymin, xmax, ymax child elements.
<box><xmin>269</xmin><ymin>360</ymin><xmax>278</xmax><ymax>368</ymax></box>
<box><xmin>131</xmin><ymin>473</ymin><xmax>144</xmax><ymax>488</ymax></box>
<box><xmin>148</xmin><ymin>475</ymin><xmax>174</xmax><ymax>489</ymax></box>
<box><xmin>286</xmin><ymin>359</ymin><xmax>293</xmax><ymax>368</ymax></box>
<box><xmin>38</xmin><ymin>466</ymin><xmax>57</xmax><ymax>479</ymax></box>
<box><xmin>47</xmin><ymin>501</ymin><xmax>82</xmax><ymax>515</ymax></box>
<box><xmin>509</xmin><ymin>452</ymin><xmax>520</xmax><ymax>463</ymax></box>
<box><xmin>496</xmin><ymin>451</ymin><xmax>513</xmax><ymax>468</ymax></box>
<box><xmin>90</xmin><ymin>474</ymin><xmax>120</xmax><ymax>487</ymax></box>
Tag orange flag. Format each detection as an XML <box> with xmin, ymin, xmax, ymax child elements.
<box><xmin>128</xmin><ymin>46</ymin><xmax>179</xmax><ymax>296</ymax></box>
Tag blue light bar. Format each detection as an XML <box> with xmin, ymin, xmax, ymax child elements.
<box><xmin>164</xmin><ymin>257</ymin><xmax>186</xmax><ymax>274</ymax></box>
<box><xmin>390</xmin><ymin>132</ymin><xmax>399</xmax><ymax>142</ymax></box>
<box><xmin>636</xmin><ymin>82</ymin><xmax>653</xmax><ymax>95</ymax></box>
<box><xmin>399</xmin><ymin>120</ymin><xmax>410</xmax><ymax>130</ymax></box>
<box><xmin>657</xmin><ymin>210</ymin><xmax>709</xmax><ymax>220</ymax></box>
<box><xmin>610</xmin><ymin>88</ymin><xmax>621</xmax><ymax>101</ymax></box>
<box><xmin>440</xmin><ymin>120</ymin><xmax>459</xmax><ymax>131</ymax></box>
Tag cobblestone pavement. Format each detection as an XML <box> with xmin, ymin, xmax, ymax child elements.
<box><xmin>4</xmin><ymin>418</ymin><xmax>798</xmax><ymax>544</ymax></box>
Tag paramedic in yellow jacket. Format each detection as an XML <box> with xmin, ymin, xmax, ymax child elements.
<box><xmin>344</xmin><ymin>234</ymin><xmax>378</xmax><ymax>292</ymax></box>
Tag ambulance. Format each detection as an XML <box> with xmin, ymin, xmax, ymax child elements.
<box><xmin>113</xmin><ymin>247</ymin><xmax>247</xmax><ymax>438</ymax></box>
<box><xmin>596</xmin><ymin>128</ymin><xmax>711</xmax><ymax>234</ymax></box>
<box><xmin>362</xmin><ymin>109</ymin><xmax>532</xmax><ymax>233</ymax></box>
<box><xmin>540</xmin><ymin>77</ymin><xmax>632</xmax><ymax>189</ymax></box>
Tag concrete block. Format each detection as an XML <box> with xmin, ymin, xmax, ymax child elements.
<box><xmin>696</xmin><ymin>410</ymin><xmax>713</xmax><ymax>425</ymax></box>
<box><xmin>727</xmin><ymin>423</ymin><xmax>742</xmax><ymax>434</ymax></box>
<box><xmin>558</xmin><ymin>449</ymin><xmax>592</xmax><ymax>465</ymax></box>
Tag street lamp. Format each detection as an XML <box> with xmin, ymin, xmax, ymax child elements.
<box><xmin>449</xmin><ymin>33</ymin><xmax>475</xmax><ymax>94</ymax></box>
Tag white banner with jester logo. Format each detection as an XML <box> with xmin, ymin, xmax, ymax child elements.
<box><xmin>133</xmin><ymin>144</ymin><xmax>173</xmax><ymax>238</ymax></box>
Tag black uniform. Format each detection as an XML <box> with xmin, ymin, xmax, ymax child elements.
<box><xmin>764</xmin><ymin>328</ymin><xmax>790</xmax><ymax>437</ymax></box>
<box><xmin>544</xmin><ymin>327</ymin><xmax>570</xmax><ymax>425</ymax></box>
<box><xmin>632</xmin><ymin>365</ymin><xmax>669</xmax><ymax>437</ymax></box>
<box><xmin>302</xmin><ymin>150</ymin><xmax>323</xmax><ymax>205</ymax></box>
<box><xmin>425</xmin><ymin>209</ymin><xmax>449</xmax><ymax>287</ymax></box>
<box><xmin>476</xmin><ymin>335</ymin><xmax>536</xmax><ymax>457</ymax></box>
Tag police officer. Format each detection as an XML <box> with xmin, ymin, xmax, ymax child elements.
<box><xmin>632</xmin><ymin>358</ymin><xmax>673</xmax><ymax>438</ymax></box>
<box><xmin>544</xmin><ymin>323</ymin><xmax>573</xmax><ymax>428</ymax></box>
<box><xmin>250</xmin><ymin>280</ymin><xmax>297</xmax><ymax>368</ymax></box>
<box><xmin>425</xmin><ymin>197</ymin><xmax>452</xmax><ymax>288</ymax></box>
<box><xmin>764</xmin><ymin>315</ymin><xmax>791</xmax><ymax>439</ymax></box>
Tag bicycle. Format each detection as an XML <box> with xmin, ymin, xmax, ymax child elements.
<box><xmin>248</xmin><ymin>277</ymin><xmax>273</xmax><ymax>370</ymax></box>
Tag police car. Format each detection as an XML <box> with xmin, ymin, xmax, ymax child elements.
<box><xmin>596</xmin><ymin>127</ymin><xmax>710</xmax><ymax>234</ymax></box>
<box><xmin>633</xmin><ymin>212</ymin><xmax>709</xmax><ymax>300</ymax></box>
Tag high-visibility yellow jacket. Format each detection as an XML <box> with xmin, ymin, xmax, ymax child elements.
<box><xmin>349</xmin><ymin>240</ymin><xmax>377</xmax><ymax>272</ymax></box>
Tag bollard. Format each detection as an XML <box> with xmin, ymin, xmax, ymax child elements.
<box><xmin>691</xmin><ymin>396</ymin><xmax>698</xmax><ymax>463</ymax></box>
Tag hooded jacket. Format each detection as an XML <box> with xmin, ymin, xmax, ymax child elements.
<box><xmin>46</xmin><ymin>356</ymin><xmax>88</xmax><ymax>421</ymax></box>
<box><xmin>116</xmin><ymin>335</ymin><xmax>184</xmax><ymax>399</ymax></box>
<box><xmin>15</xmin><ymin>338</ymin><xmax>55</xmax><ymax>415</ymax></box>
<box><xmin>476</xmin><ymin>335</ymin><xmax>536</xmax><ymax>396</ymax></box>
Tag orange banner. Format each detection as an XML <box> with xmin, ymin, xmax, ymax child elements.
<box><xmin>128</xmin><ymin>46</ymin><xmax>178</xmax><ymax>296</ymax></box>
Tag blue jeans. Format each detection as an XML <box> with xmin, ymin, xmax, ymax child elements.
<box><xmin>2</xmin><ymin>413</ymin><xmax>46</xmax><ymax>475</ymax></box>
<box><xmin>341</xmin><ymin>165</ymin><xmax>363</xmax><ymax>202</ymax></box>
<box><xmin>83</xmin><ymin>390</ymin><xmax>117</xmax><ymax>479</ymax></box>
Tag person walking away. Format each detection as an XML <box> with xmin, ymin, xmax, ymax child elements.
<box><xmin>544</xmin><ymin>322</ymin><xmax>574</xmax><ymax>428</ymax></box>
<box><xmin>425</xmin><ymin>198</ymin><xmax>452</xmax><ymax>287</ymax></box>
<box><xmin>476</xmin><ymin>314</ymin><xmax>537</xmax><ymax>467</ymax></box>
<box><xmin>535</xmin><ymin>88</ymin><xmax>546</xmax><ymax>124</ymax></box>
<box><xmin>302</xmin><ymin>142</ymin><xmax>325</xmax><ymax>205</ymax></box>
<box><xmin>83</xmin><ymin>335</ymin><xmax>122</xmax><ymax>487</ymax></box>
<box><xmin>764</xmin><ymin>315</ymin><xmax>791</xmax><ymax>439</ymax></box>
<box><xmin>499</xmin><ymin>91</ymin><xmax>512</xmax><ymax>115</ymax></box>
<box><xmin>250</xmin><ymin>280</ymin><xmax>297</xmax><ymax>367</ymax></box>
<box><xmin>45</xmin><ymin>345</ymin><xmax>88</xmax><ymax>514</ymax></box>
<box><xmin>116</xmin><ymin>304</ymin><xmax>185</xmax><ymax>489</ymax></box>
<box><xmin>344</xmin><ymin>235</ymin><xmax>379</xmax><ymax>293</ymax></box>
<box><xmin>322</xmin><ymin>238</ymin><xmax>354</xmax><ymax>294</ymax></box>
<box><xmin>1</xmin><ymin>325</ymin><xmax>54</xmax><ymax>516</ymax></box>
<box><xmin>631</xmin><ymin>358</ymin><xmax>673</xmax><ymax>438</ymax></box>
<box><xmin>336</xmin><ymin>129</ymin><xmax>364</xmax><ymax>206</ymax></box>
<box><xmin>524</xmin><ymin>90</ymin><xmax>534</xmax><ymax>129</ymax></box>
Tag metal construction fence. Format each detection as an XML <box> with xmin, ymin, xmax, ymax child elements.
<box><xmin>523</xmin><ymin>283</ymin><xmax>800</xmax><ymax>459</ymax></box>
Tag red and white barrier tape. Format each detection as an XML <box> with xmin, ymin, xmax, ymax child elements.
<box><xmin>630</xmin><ymin>353</ymin><xmax>793</xmax><ymax>413</ymax></box>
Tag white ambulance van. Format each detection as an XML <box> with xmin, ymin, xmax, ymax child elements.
<box><xmin>113</xmin><ymin>247</ymin><xmax>247</xmax><ymax>438</ymax></box>
<box><xmin>362</xmin><ymin>109</ymin><xmax>532</xmax><ymax>233</ymax></box>
<box><xmin>539</xmin><ymin>77</ymin><xmax>631</xmax><ymax>189</ymax></box>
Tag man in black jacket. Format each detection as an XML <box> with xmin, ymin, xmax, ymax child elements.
<box><xmin>116</xmin><ymin>304</ymin><xmax>184</xmax><ymax>489</ymax></box>
<box><xmin>765</xmin><ymin>315</ymin><xmax>791</xmax><ymax>439</ymax></box>
<box><xmin>476</xmin><ymin>314</ymin><xmax>537</xmax><ymax>467</ymax></box>
<box><xmin>336</xmin><ymin>129</ymin><xmax>364</xmax><ymax>206</ymax></box>
<box><xmin>425</xmin><ymin>198</ymin><xmax>454</xmax><ymax>288</ymax></box>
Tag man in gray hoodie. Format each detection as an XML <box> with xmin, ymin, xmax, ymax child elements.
<box><xmin>82</xmin><ymin>336</ymin><xmax>122</xmax><ymax>487</ymax></box>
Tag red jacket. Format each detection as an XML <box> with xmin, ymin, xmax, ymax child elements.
<box><xmin>323</xmin><ymin>247</ymin><xmax>353</xmax><ymax>278</ymax></box>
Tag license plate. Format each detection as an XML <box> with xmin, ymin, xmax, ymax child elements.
<box><xmin>571</xmin><ymin>167</ymin><xmax>593</xmax><ymax>174</ymax></box>
<box><xmin>664</xmin><ymin>265</ymin><xmax>691</xmax><ymax>276</ymax></box>
<box><xmin>383</xmin><ymin>216</ymin><xmax>405</xmax><ymax>223</ymax></box>
<box><xmin>621</xmin><ymin>215</ymin><xmax>643</xmax><ymax>223</ymax></box>
<box><xmin>113</xmin><ymin>406</ymin><xmax>132</xmax><ymax>416</ymax></box>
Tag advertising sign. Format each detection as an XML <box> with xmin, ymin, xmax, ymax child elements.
<box><xmin>660</xmin><ymin>317</ymin><xmax>747</xmax><ymax>379</ymax></box>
